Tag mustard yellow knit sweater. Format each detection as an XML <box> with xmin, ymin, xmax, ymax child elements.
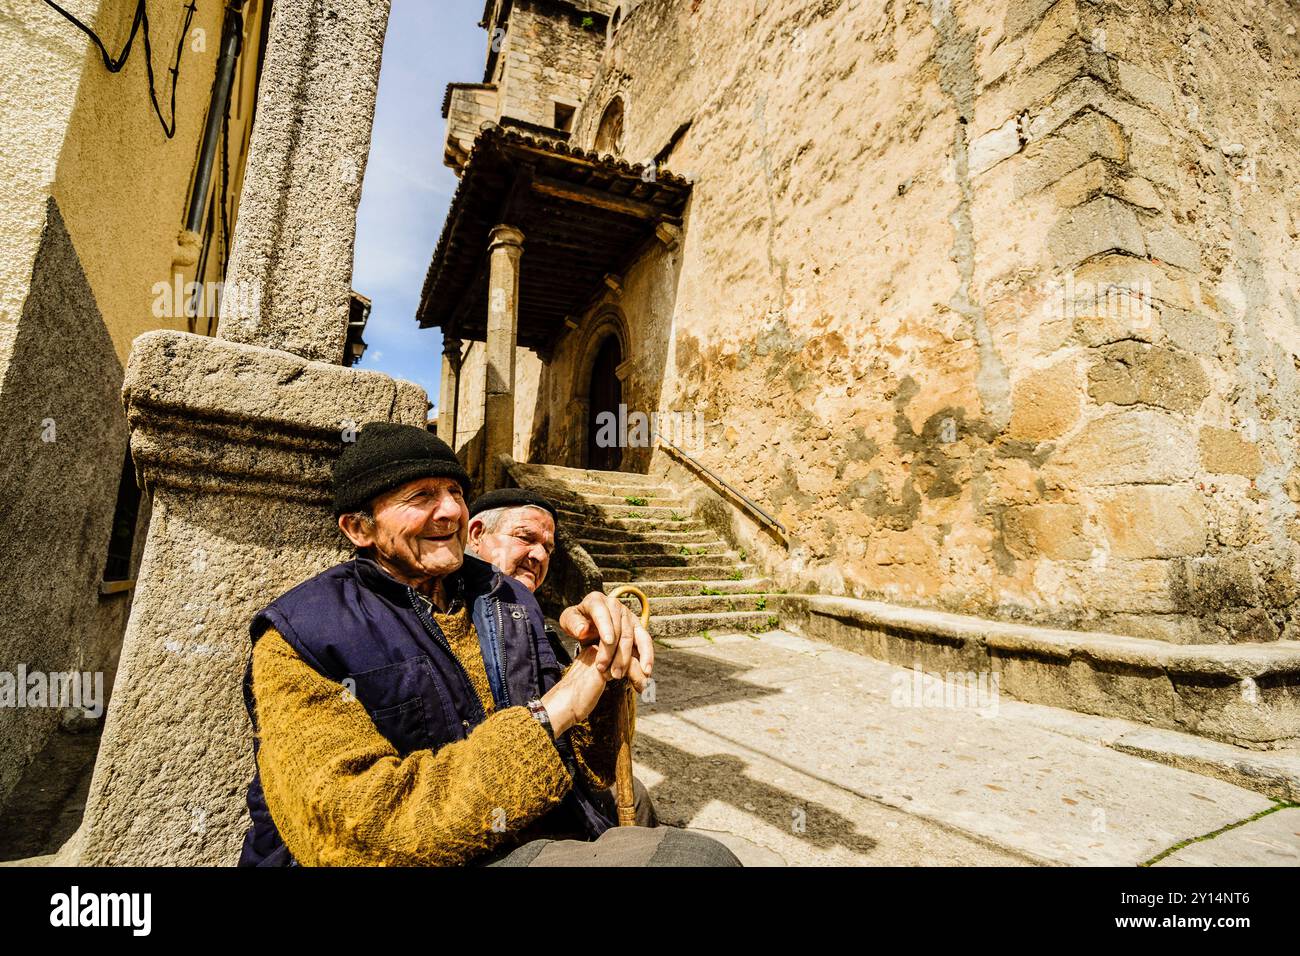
<box><xmin>251</xmin><ymin>605</ymin><xmax>628</xmax><ymax>866</ymax></box>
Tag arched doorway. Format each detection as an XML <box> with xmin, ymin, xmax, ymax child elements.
<box><xmin>587</xmin><ymin>335</ymin><xmax>623</xmax><ymax>471</ymax></box>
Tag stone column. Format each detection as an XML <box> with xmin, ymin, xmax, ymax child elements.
<box><xmin>484</xmin><ymin>225</ymin><xmax>524</xmax><ymax>490</ymax></box>
<box><xmin>76</xmin><ymin>0</ymin><xmax>416</xmax><ymax>865</ymax></box>
<box><xmin>438</xmin><ymin>336</ymin><xmax>462</xmax><ymax>447</ymax></box>
<box><xmin>215</xmin><ymin>0</ymin><xmax>391</xmax><ymax>363</ymax></box>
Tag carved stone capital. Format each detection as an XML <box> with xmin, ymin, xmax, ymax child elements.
<box><xmin>123</xmin><ymin>331</ymin><xmax>429</xmax><ymax>505</ymax></box>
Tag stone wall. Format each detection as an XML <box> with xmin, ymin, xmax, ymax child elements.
<box><xmin>445</xmin><ymin>83</ymin><xmax>499</xmax><ymax>164</ymax></box>
<box><xmin>494</xmin><ymin>0</ymin><xmax>608</xmax><ymax>131</ymax></box>
<box><xmin>515</xmin><ymin>0</ymin><xmax>1300</xmax><ymax>645</ymax></box>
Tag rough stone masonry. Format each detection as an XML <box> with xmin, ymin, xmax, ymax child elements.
<box><xmin>512</xmin><ymin>0</ymin><xmax>1300</xmax><ymax>648</ymax></box>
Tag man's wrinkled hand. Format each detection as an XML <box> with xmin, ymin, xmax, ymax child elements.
<box><xmin>540</xmin><ymin>646</ymin><xmax>650</xmax><ymax>736</ymax></box>
<box><xmin>558</xmin><ymin>591</ymin><xmax>654</xmax><ymax>682</ymax></box>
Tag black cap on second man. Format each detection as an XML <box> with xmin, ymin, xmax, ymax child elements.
<box><xmin>331</xmin><ymin>422</ymin><xmax>472</xmax><ymax>516</ymax></box>
<box><xmin>468</xmin><ymin>487</ymin><xmax>559</xmax><ymax>523</ymax></box>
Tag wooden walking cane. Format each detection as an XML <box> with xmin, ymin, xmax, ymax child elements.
<box><xmin>605</xmin><ymin>584</ymin><xmax>650</xmax><ymax>827</ymax></box>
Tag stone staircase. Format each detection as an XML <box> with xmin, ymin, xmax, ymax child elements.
<box><xmin>511</xmin><ymin>463</ymin><xmax>780</xmax><ymax>638</ymax></box>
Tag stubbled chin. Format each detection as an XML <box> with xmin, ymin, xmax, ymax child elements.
<box><xmin>418</xmin><ymin>539</ymin><xmax>463</xmax><ymax>567</ymax></box>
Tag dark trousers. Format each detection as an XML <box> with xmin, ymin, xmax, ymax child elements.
<box><xmin>591</xmin><ymin>775</ymin><xmax>659</xmax><ymax>828</ymax></box>
<box><xmin>486</xmin><ymin>825</ymin><xmax>742</xmax><ymax>867</ymax></box>
<box><xmin>486</xmin><ymin>776</ymin><xmax>740</xmax><ymax>866</ymax></box>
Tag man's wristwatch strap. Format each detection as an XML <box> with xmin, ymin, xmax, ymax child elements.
<box><xmin>526</xmin><ymin>697</ymin><xmax>556</xmax><ymax>743</ymax></box>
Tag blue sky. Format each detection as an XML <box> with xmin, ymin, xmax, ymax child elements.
<box><xmin>350</xmin><ymin>0</ymin><xmax>487</xmax><ymax>412</ymax></box>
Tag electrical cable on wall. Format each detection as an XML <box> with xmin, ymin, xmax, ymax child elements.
<box><xmin>43</xmin><ymin>0</ymin><xmax>198</xmax><ymax>138</ymax></box>
<box><xmin>218</xmin><ymin>81</ymin><xmax>232</xmax><ymax>278</ymax></box>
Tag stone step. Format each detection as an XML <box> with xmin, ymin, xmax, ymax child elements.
<box><xmin>604</xmin><ymin>578</ymin><xmax>775</xmax><ymax>597</ymax></box>
<box><xmin>520</xmin><ymin>473</ymin><xmax>673</xmax><ymax>495</ymax></box>
<box><xmin>587</xmin><ymin>538</ymin><xmax>738</xmax><ymax>561</ymax></box>
<box><xmin>630</xmin><ymin>594</ymin><xmax>776</xmax><ymax>615</ymax></box>
<box><xmin>587</xmin><ymin>541</ymin><xmax>733</xmax><ymax>564</ymax></box>
<box><xmin>513</xmin><ymin>462</ymin><xmax>668</xmax><ymax>491</ymax></box>
<box><xmin>599</xmin><ymin>564</ymin><xmax>755</xmax><ymax>582</ymax></box>
<box><xmin>647</xmin><ymin>610</ymin><xmax>776</xmax><ymax>638</ymax></box>
<box><xmin>573</xmin><ymin>527</ymin><xmax>718</xmax><ymax>546</ymax></box>
<box><xmin>557</xmin><ymin>502</ymin><xmax>689</xmax><ymax>522</ymax></box>
<box><xmin>564</xmin><ymin>514</ymin><xmax>706</xmax><ymax>533</ymax></box>
<box><xmin>546</xmin><ymin>490</ymin><xmax>684</xmax><ymax>508</ymax></box>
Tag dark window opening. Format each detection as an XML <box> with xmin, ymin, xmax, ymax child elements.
<box><xmin>344</xmin><ymin>291</ymin><xmax>371</xmax><ymax>367</ymax></box>
<box><xmin>103</xmin><ymin>450</ymin><xmax>142</xmax><ymax>583</ymax></box>
<box><xmin>655</xmin><ymin>119</ymin><xmax>692</xmax><ymax>166</ymax></box>
<box><xmin>554</xmin><ymin>101</ymin><xmax>576</xmax><ymax>132</ymax></box>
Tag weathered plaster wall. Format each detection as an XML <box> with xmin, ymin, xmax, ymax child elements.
<box><xmin>14</xmin><ymin>0</ymin><xmax>269</xmax><ymax>364</ymax></box>
<box><xmin>0</xmin><ymin>198</ymin><xmax>125</xmax><ymax>815</ymax></box>
<box><xmin>520</xmin><ymin>0</ymin><xmax>1300</xmax><ymax>645</ymax></box>
<box><xmin>0</xmin><ymin>0</ymin><xmax>267</xmax><ymax>813</ymax></box>
<box><xmin>0</xmin><ymin>0</ymin><xmax>95</xmax><ymax>358</ymax></box>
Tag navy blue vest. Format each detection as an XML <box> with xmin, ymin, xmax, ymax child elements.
<box><xmin>237</xmin><ymin>554</ymin><xmax>614</xmax><ymax>866</ymax></box>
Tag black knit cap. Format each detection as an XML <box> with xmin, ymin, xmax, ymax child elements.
<box><xmin>332</xmin><ymin>422</ymin><xmax>472</xmax><ymax>516</ymax></box>
<box><xmin>469</xmin><ymin>487</ymin><xmax>559</xmax><ymax>524</ymax></box>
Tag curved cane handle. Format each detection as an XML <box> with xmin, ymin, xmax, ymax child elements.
<box><xmin>604</xmin><ymin>585</ymin><xmax>650</xmax><ymax>826</ymax></box>
<box><xmin>607</xmin><ymin>584</ymin><xmax>651</xmax><ymax>627</ymax></box>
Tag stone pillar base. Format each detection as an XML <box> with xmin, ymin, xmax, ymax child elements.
<box><xmin>76</xmin><ymin>331</ymin><xmax>428</xmax><ymax>865</ymax></box>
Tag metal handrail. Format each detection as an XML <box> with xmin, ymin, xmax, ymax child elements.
<box><xmin>653</xmin><ymin>430</ymin><xmax>788</xmax><ymax>537</ymax></box>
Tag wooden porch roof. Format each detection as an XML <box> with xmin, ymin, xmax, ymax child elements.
<box><xmin>416</xmin><ymin>126</ymin><xmax>692</xmax><ymax>354</ymax></box>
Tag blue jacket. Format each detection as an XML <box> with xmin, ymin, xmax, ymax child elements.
<box><xmin>237</xmin><ymin>554</ymin><xmax>614</xmax><ymax>866</ymax></box>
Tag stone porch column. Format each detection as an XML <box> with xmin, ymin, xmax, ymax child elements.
<box><xmin>438</xmin><ymin>336</ymin><xmax>462</xmax><ymax>447</ymax></box>
<box><xmin>484</xmin><ymin>225</ymin><xmax>523</xmax><ymax>490</ymax></box>
<box><xmin>76</xmin><ymin>0</ymin><xmax>412</xmax><ymax>866</ymax></box>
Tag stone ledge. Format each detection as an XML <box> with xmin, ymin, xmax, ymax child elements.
<box><xmin>125</xmin><ymin>330</ymin><xmax>427</xmax><ymax>431</ymax></box>
<box><xmin>1108</xmin><ymin>727</ymin><xmax>1300</xmax><ymax>803</ymax></box>
<box><xmin>776</xmin><ymin>594</ymin><xmax>1300</xmax><ymax>748</ymax></box>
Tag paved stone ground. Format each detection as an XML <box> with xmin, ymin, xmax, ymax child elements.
<box><xmin>5</xmin><ymin>628</ymin><xmax>1297</xmax><ymax>867</ymax></box>
<box><xmin>638</xmin><ymin>630</ymin><xmax>1300</xmax><ymax>867</ymax></box>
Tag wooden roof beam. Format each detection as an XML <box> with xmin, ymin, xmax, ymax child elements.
<box><xmin>530</xmin><ymin>174</ymin><xmax>665</xmax><ymax>221</ymax></box>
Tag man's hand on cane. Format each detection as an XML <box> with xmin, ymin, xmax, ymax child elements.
<box><xmin>540</xmin><ymin>593</ymin><xmax>653</xmax><ymax>736</ymax></box>
<box><xmin>559</xmin><ymin>591</ymin><xmax>654</xmax><ymax>683</ymax></box>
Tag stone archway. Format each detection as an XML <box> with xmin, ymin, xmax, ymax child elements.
<box><xmin>587</xmin><ymin>335</ymin><xmax>623</xmax><ymax>471</ymax></box>
<box><xmin>594</xmin><ymin>95</ymin><xmax>625</xmax><ymax>156</ymax></box>
<box><xmin>573</xmin><ymin>311</ymin><xmax>631</xmax><ymax>470</ymax></box>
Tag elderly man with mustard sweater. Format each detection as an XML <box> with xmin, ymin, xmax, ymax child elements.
<box><xmin>237</xmin><ymin>423</ymin><xmax>739</xmax><ymax>867</ymax></box>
